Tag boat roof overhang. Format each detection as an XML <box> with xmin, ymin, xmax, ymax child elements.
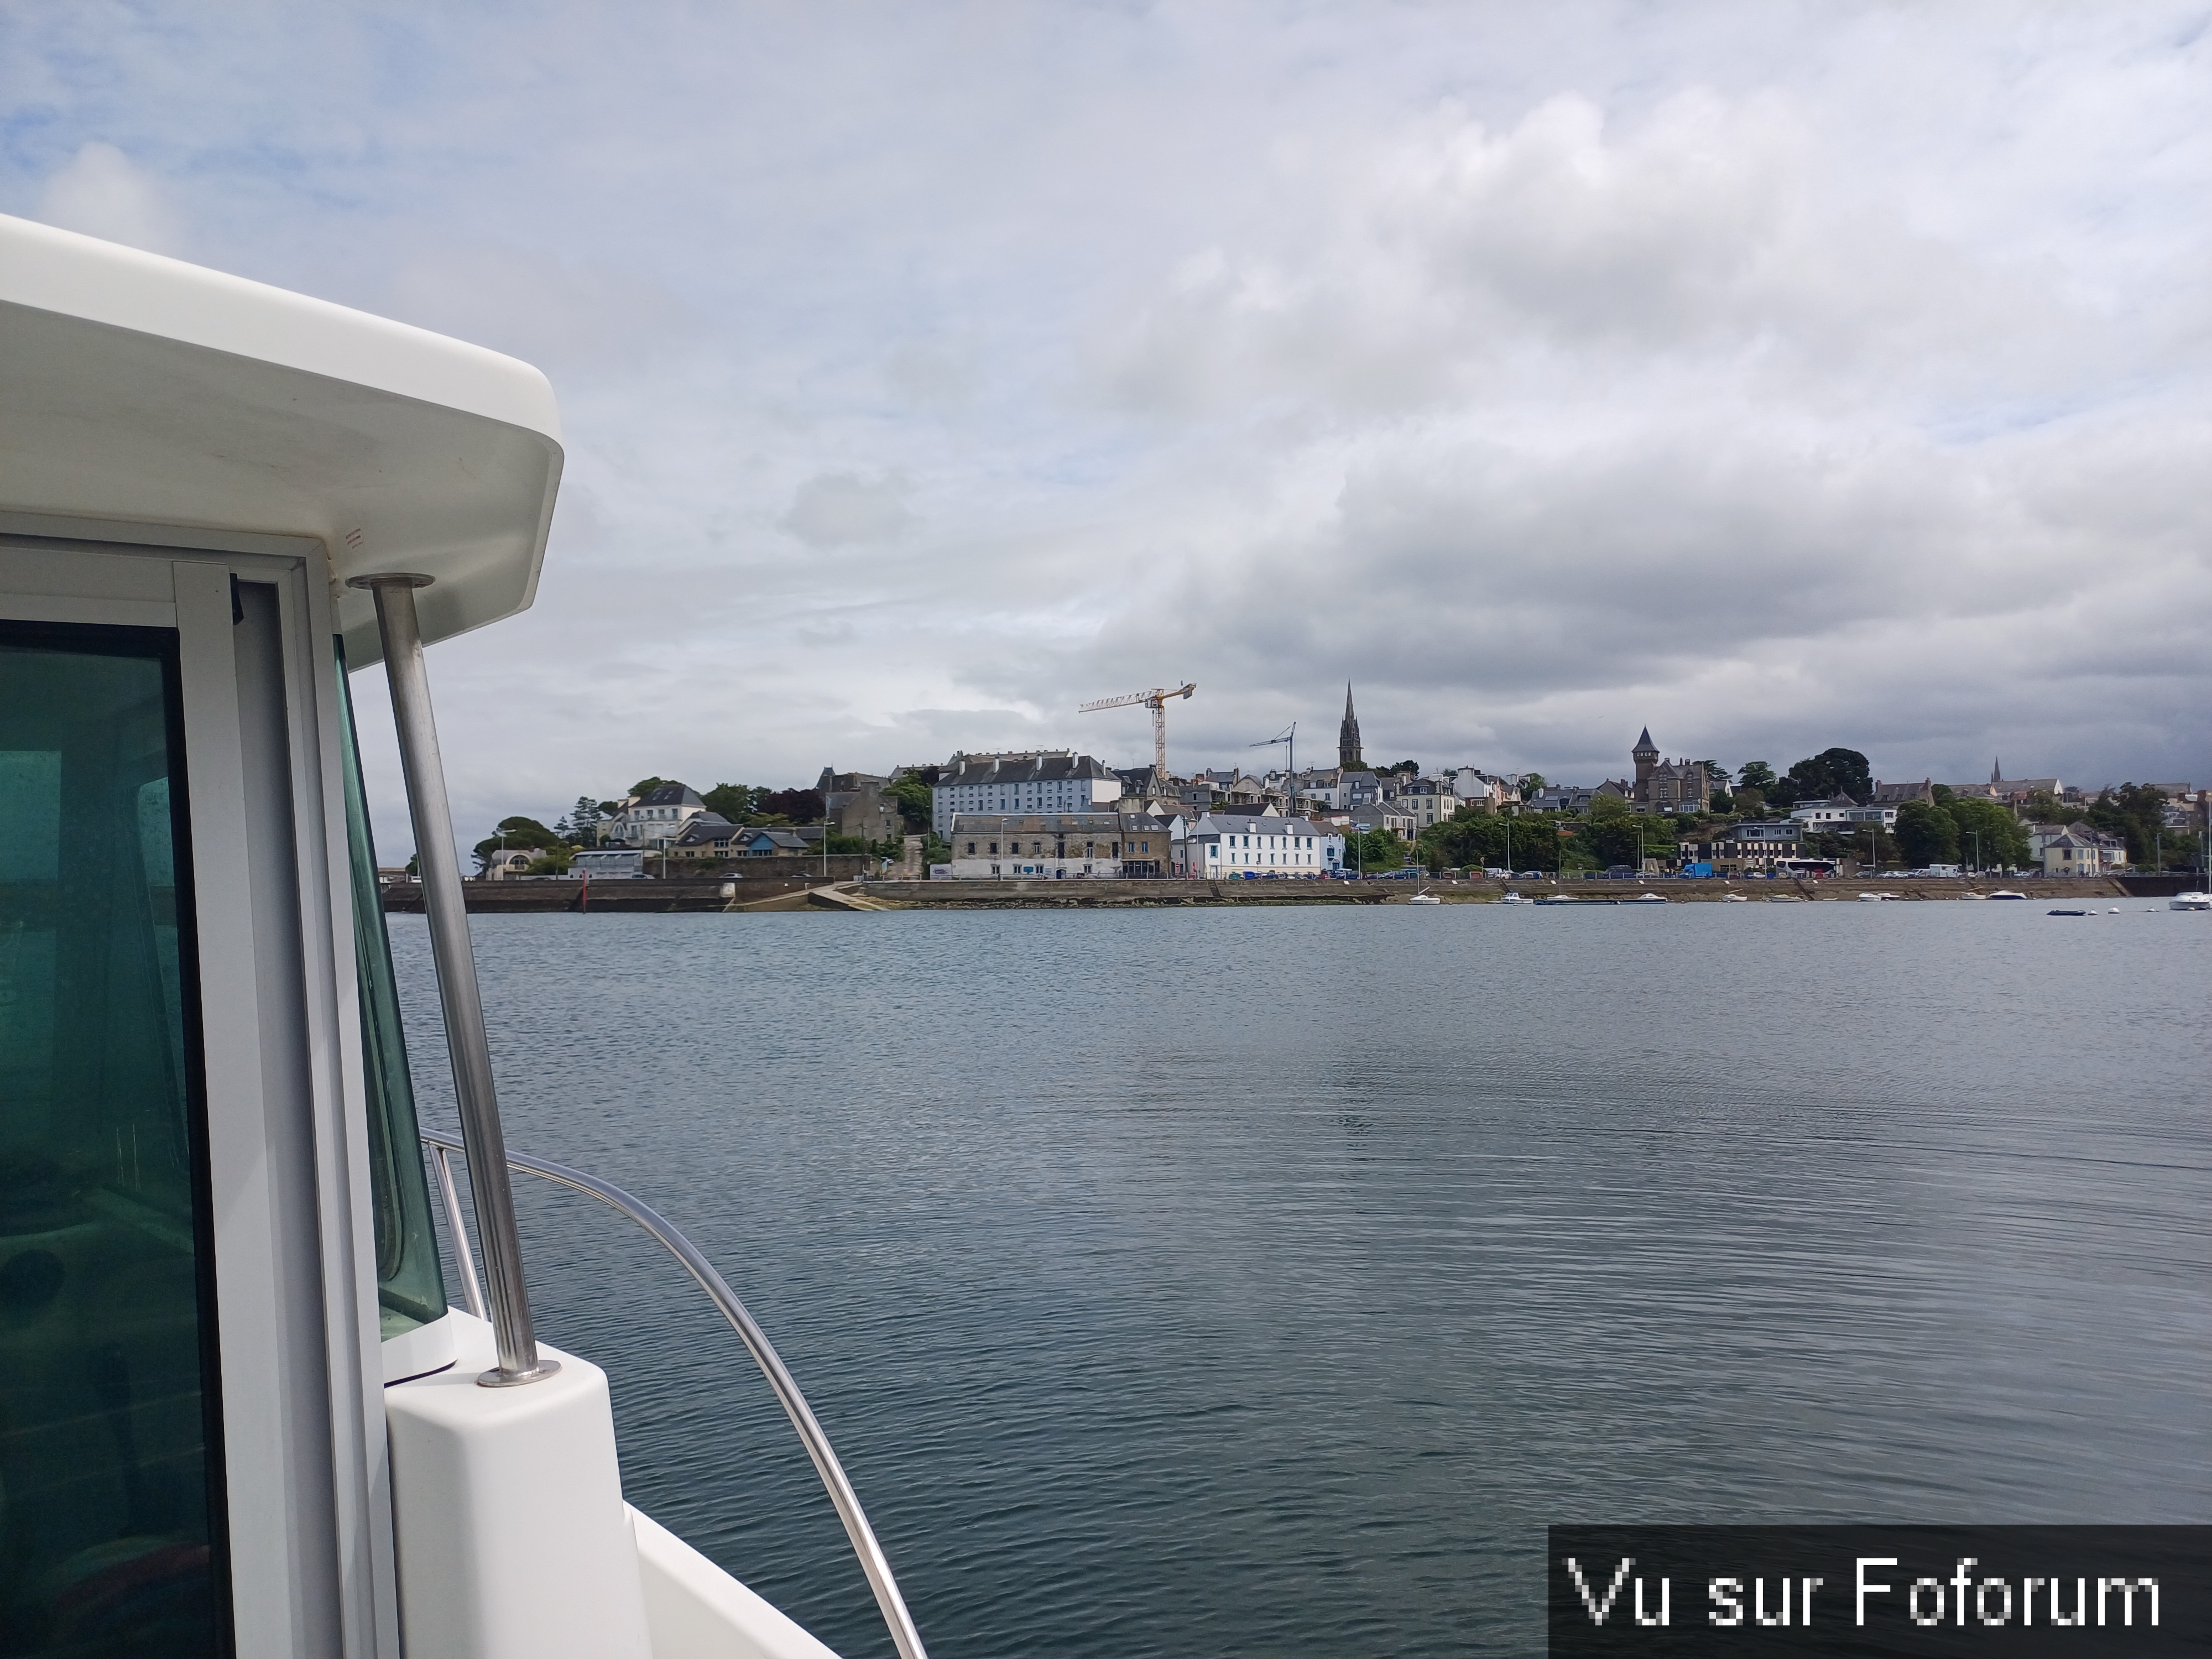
<box><xmin>0</xmin><ymin>213</ymin><xmax>563</xmax><ymax>665</ymax></box>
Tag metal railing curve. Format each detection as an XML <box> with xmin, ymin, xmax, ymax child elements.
<box><xmin>419</xmin><ymin>1128</ymin><xmax>930</xmax><ymax>1659</ymax></box>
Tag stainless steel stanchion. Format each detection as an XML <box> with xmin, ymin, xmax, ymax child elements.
<box><xmin>352</xmin><ymin>573</ymin><xmax>557</xmax><ymax>1387</ymax></box>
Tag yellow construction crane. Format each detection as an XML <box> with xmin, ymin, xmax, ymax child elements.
<box><xmin>1078</xmin><ymin>682</ymin><xmax>1196</xmax><ymax>780</ymax></box>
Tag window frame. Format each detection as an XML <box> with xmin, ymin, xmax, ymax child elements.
<box><xmin>2</xmin><ymin>524</ymin><xmax>406</xmax><ymax>1658</ymax></box>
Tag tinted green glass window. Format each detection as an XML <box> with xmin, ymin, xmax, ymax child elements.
<box><xmin>333</xmin><ymin>643</ymin><xmax>445</xmax><ymax>1337</ymax></box>
<box><xmin>0</xmin><ymin>622</ymin><xmax>226</xmax><ymax>1657</ymax></box>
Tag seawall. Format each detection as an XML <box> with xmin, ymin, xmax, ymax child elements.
<box><xmin>381</xmin><ymin>873</ymin><xmax>2151</xmax><ymax>913</ymax></box>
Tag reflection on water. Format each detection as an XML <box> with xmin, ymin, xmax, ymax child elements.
<box><xmin>394</xmin><ymin>903</ymin><xmax>2212</xmax><ymax>1658</ymax></box>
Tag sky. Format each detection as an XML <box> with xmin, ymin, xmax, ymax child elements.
<box><xmin>5</xmin><ymin>2</ymin><xmax>2210</xmax><ymax>855</ymax></box>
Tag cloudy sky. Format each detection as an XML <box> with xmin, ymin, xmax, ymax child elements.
<box><xmin>6</xmin><ymin>3</ymin><xmax>2209</xmax><ymax>852</ymax></box>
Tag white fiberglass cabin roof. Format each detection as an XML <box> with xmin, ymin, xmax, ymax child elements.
<box><xmin>0</xmin><ymin>212</ymin><xmax>562</xmax><ymax>664</ymax></box>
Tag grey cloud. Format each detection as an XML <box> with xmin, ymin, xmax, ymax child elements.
<box><xmin>780</xmin><ymin>472</ymin><xmax>916</xmax><ymax>548</ymax></box>
<box><xmin>3</xmin><ymin>2</ymin><xmax>2206</xmax><ymax>850</ymax></box>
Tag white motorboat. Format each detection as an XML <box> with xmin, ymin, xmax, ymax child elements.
<box><xmin>1856</xmin><ymin>892</ymin><xmax>1895</xmax><ymax>902</ymax></box>
<box><xmin>1499</xmin><ymin>890</ymin><xmax>1532</xmax><ymax>904</ymax></box>
<box><xmin>1989</xmin><ymin>890</ymin><xmax>2028</xmax><ymax>900</ymax></box>
<box><xmin>2172</xmin><ymin>891</ymin><xmax>2210</xmax><ymax>911</ymax></box>
<box><xmin>1</xmin><ymin>215</ymin><xmax>920</xmax><ymax>1658</ymax></box>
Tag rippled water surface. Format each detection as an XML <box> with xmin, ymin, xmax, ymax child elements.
<box><xmin>391</xmin><ymin>902</ymin><xmax>2211</xmax><ymax>1657</ymax></box>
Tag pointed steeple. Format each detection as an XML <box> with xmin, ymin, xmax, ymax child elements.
<box><xmin>1338</xmin><ymin>682</ymin><xmax>1364</xmax><ymax>771</ymax></box>
<box><xmin>1633</xmin><ymin>726</ymin><xmax>1659</xmax><ymax>758</ymax></box>
<box><xmin>1992</xmin><ymin>758</ymin><xmax>2002</xmax><ymax>786</ymax></box>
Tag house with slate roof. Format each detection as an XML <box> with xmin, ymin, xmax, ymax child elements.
<box><xmin>1172</xmin><ymin>813</ymin><xmax>1343</xmax><ymax>878</ymax></box>
<box><xmin>1629</xmin><ymin>728</ymin><xmax>1713</xmax><ymax>814</ymax></box>
<box><xmin>944</xmin><ymin>811</ymin><xmax>1171</xmax><ymax>878</ymax></box>
<box><xmin>2035</xmin><ymin>824</ymin><xmax>2127</xmax><ymax>875</ymax></box>
<box><xmin>604</xmin><ymin>782</ymin><xmax>707</xmax><ymax>848</ymax></box>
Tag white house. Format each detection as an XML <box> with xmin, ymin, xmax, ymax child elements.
<box><xmin>1173</xmin><ymin>813</ymin><xmax>1342</xmax><ymax>878</ymax></box>
<box><xmin>604</xmin><ymin>781</ymin><xmax>707</xmax><ymax>847</ymax></box>
<box><xmin>931</xmin><ymin>751</ymin><xmax>1122</xmax><ymax>833</ymax></box>
<box><xmin>1789</xmin><ymin>796</ymin><xmax>1859</xmax><ymax>830</ymax></box>
<box><xmin>945</xmin><ymin>811</ymin><xmax>1171</xmax><ymax>878</ymax></box>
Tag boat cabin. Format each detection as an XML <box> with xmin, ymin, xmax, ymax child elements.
<box><xmin>0</xmin><ymin>215</ymin><xmax>920</xmax><ymax>1659</ymax></box>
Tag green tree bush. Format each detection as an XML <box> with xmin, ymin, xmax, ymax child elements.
<box><xmin>472</xmin><ymin>815</ymin><xmax>567</xmax><ymax>873</ymax></box>
<box><xmin>1783</xmin><ymin>748</ymin><xmax>1872</xmax><ymax>805</ymax></box>
<box><xmin>1344</xmin><ymin>827</ymin><xmax>1406</xmax><ymax>872</ymax></box>
<box><xmin>1893</xmin><ymin>800</ymin><xmax>1959</xmax><ymax>867</ymax></box>
<box><xmin>1944</xmin><ymin>797</ymin><xmax>2029</xmax><ymax>869</ymax></box>
<box><xmin>886</xmin><ymin>771</ymin><xmax>933</xmax><ymax>831</ymax></box>
<box><xmin>702</xmin><ymin>782</ymin><xmax>769</xmax><ymax>822</ymax></box>
<box><xmin>2085</xmin><ymin>784</ymin><xmax>2172</xmax><ymax>866</ymax></box>
<box><xmin>1420</xmin><ymin>811</ymin><xmax>1561</xmax><ymax>872</ymax></box>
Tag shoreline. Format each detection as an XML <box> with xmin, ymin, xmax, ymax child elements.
<box><xmin>381</xmin><ymin>873</ymin><xmax>2178</xmax><ymax>913</ymax></box>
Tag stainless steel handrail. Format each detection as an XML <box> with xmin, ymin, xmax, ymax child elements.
<box><xmin>419</xmin><ymin>1128</ymin><xmax>930</xmax><ymax>1659</ymax></box>
<box><xmin>358</xmin><ymin>571</ymin><xmax>553</xmax><ymax>1387</ymax></box>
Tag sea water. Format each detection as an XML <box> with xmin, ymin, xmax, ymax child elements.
<box><xmin>392</xmin><ymin>901</ymin><xmax>2211</xmax><ymax>1658</ymax></box>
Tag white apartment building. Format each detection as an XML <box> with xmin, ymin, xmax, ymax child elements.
<box><xmin>931</xmin><ymin>751</ymin><xmax>1122</xmax><ymax>833</ymax></box>
<box><xmin>1173</xmin><ymin>813</ymin><xmax>1343</xmax><ymax>877</ymax></box>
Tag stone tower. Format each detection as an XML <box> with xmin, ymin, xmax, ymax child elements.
<box><xmin>1339</xmin><ymin>683</ymin><xmax>1364</xmax><ymax>771</ymax></box>
<box><xmin>1632</xmin><ymin>726</ymin><xmax>1660</xmax><ymax>795</ymax></box>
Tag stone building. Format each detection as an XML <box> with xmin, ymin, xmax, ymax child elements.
<box><xmin>1629</xmin><ymin>729</ymin><xmax>1712</xmax><ymax>814</ymax></box>
<box><xmin>945</xmin><ymin>811</ymin><xmax>1173</xmax><ymax>878</ymax></box>
<box><xmin>815</xmin><ymin>768</ymin><xmax>904</xmax><ymax>843</ymax></box>
<box><xmin>1339</xmin><ymin>684</ymin><xmax>1364</xmax><ymax>770</ymax></box>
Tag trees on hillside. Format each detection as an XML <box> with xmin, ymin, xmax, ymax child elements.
<box><xmin>2086</xmin><ymin>784</ymin><xmax>2178</xmax><ymax>867</ymax></box>
<box><xmin>702</xmin><ymin>782</ymin><xmax>768</xmax><ymax>822</ymax></box>
<box><xmin>1893</xmin><ymin>800</ymin><xmax>1959</xmax><ymax>867</ymax></box>
<box><xmin>560</xmin><ymin>796</ymin><xmax>602</xmax><ymax>843</ymax></box>
<box><xmin>472</xmin><ymin>815</ymin><xmax>568</xmax><ymax>873</ymax></box>
<box><xmin>1944</xmin><ymin>797</ymin><xmax>2030</xmax><ymax>869</ymax></box>
<box><xmin>1781</xmin><ymin>748</ymin><xmax>1872</xmax><ymax>805</ymax></box>
<box><xmin>757</xmin><ymin>787</ymin><xmax>825</xmax><ymax>823</ymax></box>
<box><xmin>886</xmin><ymin>771</ymin><xmax>933</xmax><ymax>831</ymax></box>
<box><xmin>1344</xmin><ymin>827</ymin><xmax>1406</xmax><ymax>872</ymax></box>
<box><xmin>1420</xmin><ymin>811</ymin><xmax>1557</xmax><ymax>872</ymax></box>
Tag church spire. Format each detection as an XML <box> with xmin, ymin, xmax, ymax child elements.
<box><xmin>1339</xmin><ymin>682</ymin><xmax>1364</xmax><ymax>771</ymax></box>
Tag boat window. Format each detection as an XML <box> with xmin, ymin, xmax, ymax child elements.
<box><xmin>333</xmin><ymin>643</ymin><xmax>447</xmax><ymax>1338</ymax></box>
<box><xmin>0</xmin><ymin>620</ymin><xmax>228</xmax><ymax>1655</ymax></box>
